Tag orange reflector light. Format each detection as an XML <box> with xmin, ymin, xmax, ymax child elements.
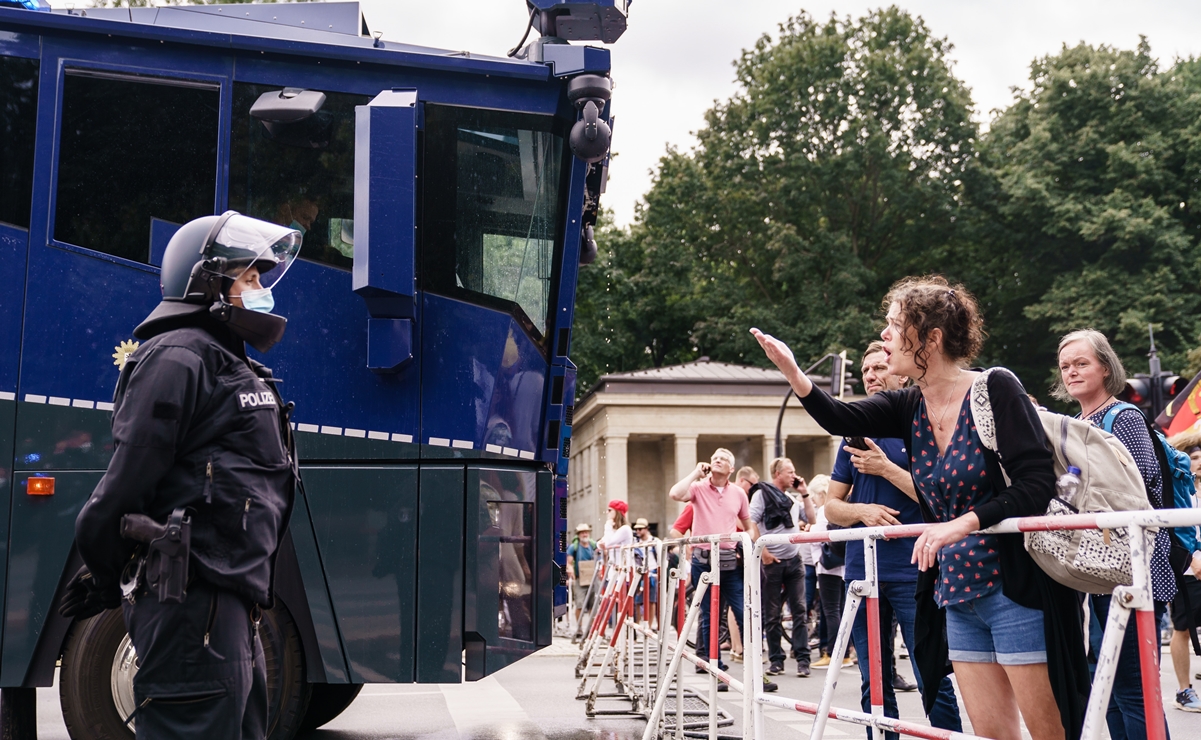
<box><xmin>27</xmin><ymin>477</ymin><xmax>55</xmax><ymax>496</ymax></box>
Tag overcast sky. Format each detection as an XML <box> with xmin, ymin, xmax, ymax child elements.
<box><xmin>56</xmin><ymin>1</ymin><xmax>1201</xmax><ymax>225</ymax></box>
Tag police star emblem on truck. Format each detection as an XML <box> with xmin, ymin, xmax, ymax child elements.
<box><xmin>112</xmin><ymin>339</ymin><xmax>139</xmax><ymax>370</ymax></box>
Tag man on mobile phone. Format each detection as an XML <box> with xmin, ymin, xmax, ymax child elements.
<box><xmin>825</xmin><ymin>341</ymin><xmax>962</xmax><ymax>740</ymax></box>
<box><xmin>669</xmin><ymin>449</ymin><xmax>755</xmax><ymax>680</ymax></box>
<box><xmin>750</xmin><ymin>457</ymin><xmax>818</xmax><ymax>677</ymax></box>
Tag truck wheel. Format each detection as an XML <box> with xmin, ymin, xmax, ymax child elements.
<box><xmin>60</xmin><ymin>603</ymin><xmax>311</xmax><ymax>740</ymax></box>
<box><xmin>299</xmin><ymin>683</ymin><xmax>363</xmax><ymax>732</ymax></box>
<box><xmin>59</xmin><ymin>608</ymin><xmax>134</xmax><ymax>740</ymax></box>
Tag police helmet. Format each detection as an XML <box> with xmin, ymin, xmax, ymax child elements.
<box><xmin>136</xmin><ymin>211</ymin><xmax>302</xmax><ymax>352</ymax></box>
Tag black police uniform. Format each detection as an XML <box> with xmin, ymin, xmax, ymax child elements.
<box><xmin>75</xmin><ymin>315</ymin><xmax>295</xmax><ymax>739</ymax></box>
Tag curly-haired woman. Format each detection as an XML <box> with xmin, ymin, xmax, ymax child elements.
<box><xmin>752</xmin><ymin>276</ymin><xmax>1088</xmax><ymax>740</ymax></box>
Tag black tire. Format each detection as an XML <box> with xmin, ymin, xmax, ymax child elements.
<box><xmin>261</xmin><ymin>603</ymin><xmax>313</xmax><ymax>739</ymax></box>
<box><xmin>59</xmin><ymin>608</ymin><xmax>135</xmax><ymax>740</ymax></box>
<box><xmin>298</xmin><ymin>683</ymin><xmax>363</xmax><ymax>732</ymax></box>
<box><xmin>59</xmin><ymin>603</ymin><xmax>311</xmax><ymax>740</ymax></box>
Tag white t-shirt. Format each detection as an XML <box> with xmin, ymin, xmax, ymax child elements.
<box><xmin>600</xmin><ymin>523</ymin><xmax>634</xmax><ymax>549</ymax></box>
<box><xmin>813</xmin><ymin>507</ymin><xmax>844</xmax><ymax>578</ymax></box>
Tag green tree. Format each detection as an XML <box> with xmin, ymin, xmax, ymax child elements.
<box><xmin>971</xmin><ymin>40</ymin><xmax>1201</xmax><ymax>395</ymax></box>
<box><xmin>573</xmin><ymin>7</ymin><xmax>979</xmax><ymax>389</ymax></box>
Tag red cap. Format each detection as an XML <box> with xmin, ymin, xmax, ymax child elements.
<box><xmin>607</xmin><ymin>499</ymin><xmax>628</xmax><ymax>515</ymax></box>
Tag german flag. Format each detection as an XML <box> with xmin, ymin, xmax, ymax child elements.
<box><xmin>1156</xmin><ymin>370</ymin><xmax>1201</xmax><ymax>435</ymax></box>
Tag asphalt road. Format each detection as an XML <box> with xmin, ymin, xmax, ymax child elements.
<box><xmin>30</xmin><ymin>637</ymin><xmax>1201</xmax><ymax>739</ymax></box>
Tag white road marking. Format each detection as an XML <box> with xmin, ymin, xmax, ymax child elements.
<box><xmin>440</xmin><ymin>676</ymin><xmax>546</xmax><ymax>738</ymax></box>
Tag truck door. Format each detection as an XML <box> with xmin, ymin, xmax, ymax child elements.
<box><xmin>417</xmin><ymin>105</ymin><xmax>568</xmax><ymax>463</ymax></box>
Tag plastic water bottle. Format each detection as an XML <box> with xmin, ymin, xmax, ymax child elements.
<box><xmin>1057</xmin><ymin>466</ymin><xmax>1082</xmax><ymax>507</ymax></box>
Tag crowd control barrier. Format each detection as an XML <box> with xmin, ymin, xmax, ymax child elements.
<box><xmin>571</xmin><ymin>508</ymin><xmax>1201</xmax><ymax>740</ymax></box>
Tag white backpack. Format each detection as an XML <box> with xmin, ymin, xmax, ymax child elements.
<box><xmin>970</xmin><ymin>368</ymin><xmax>1151</xmax><ymax>594</ymax></box>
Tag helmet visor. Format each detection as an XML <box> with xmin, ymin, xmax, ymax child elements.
<box><xmin>206</xmin><ymin>214</ymin><xmax>302</xmax><ymax>291</ymax></box>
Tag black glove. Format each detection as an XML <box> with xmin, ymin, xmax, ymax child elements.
<box><xmin>59</xmin><ymin>567</ymin><xmax>121</xmax><ymax>619</ymax></box>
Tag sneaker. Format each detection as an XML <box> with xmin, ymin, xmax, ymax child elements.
<box><xmin>717</xmin><ymin>682</ymin><xmax>728</xmax><ymax>692</ymax></box>
<box><xmin>812</xmin><ymin>654</ymin><xmax>831</xmax><ymax>668</ymax></box>
<box><xmin>797</xmin><ymin>664</ymin><xmax>811</xmax><ymax>678</ymax></box>
<box><xmin>808</xmin><ymin>637</ymin><xmax>821</xmax><ymax>649</ymax></box>
<box><xmin>892</xmin><ymin>673</ymin><xmax>918</xmax><ymax>692</ymax></box>
<box><xmin>763</xmin><ymin>676</ymin><xmax>779</xmax><ymax>692</ymax></box>
<box><xmin>842</xmin><ymin>656</ymin><xmax>857</xmax><ymax>667</ymax></box>
<box><xmin>1176</xmin><ymin>687</ymin><xmax>1201</xmax><ymax>712</ymax></box>
<box><xmin>766</xmin><ymin>661</ymin><xmax>784</xmax><ymax>676</ymax></box>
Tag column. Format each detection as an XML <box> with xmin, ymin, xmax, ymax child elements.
<box><xmin>762</xmin><ymin>435</ymin><xmax>775</xmax><ymax>480</ymax></box>
<box><xmin>603</xmin><ymin>434</ymin><xmax>629</xmax><ymax>506</ymax></box>
<box><xmin>673</xmin><ymin>435</ymin><xmax>698</xmax><ymax>518</ymax></box>
<box><xmin>673</xmin><ymin>435</ymin><xmax>698</xmax><ymax>483</ymax></box>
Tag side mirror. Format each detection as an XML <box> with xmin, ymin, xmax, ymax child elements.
<box><xmin>250</xmin><ymin>88</ymin><xmax>326</xmax><ymax>123</ymax></box>
<box><xmin>250</xmin><ymin>88</ymin><xmax>331</xmax><ymax>149</ymax></box>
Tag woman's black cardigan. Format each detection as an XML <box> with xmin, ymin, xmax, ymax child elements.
<box><xmin>799</xmin><ymin>371</ymin><xmax>1089</xmax><ymax>738</ymax></box>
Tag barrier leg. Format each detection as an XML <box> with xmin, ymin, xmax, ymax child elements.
<box><xmin>584</xmin><ymin>573</ymin><xmax>641</xmax><ymax>711</ymax></box>
<box><xmin>577</xmin><ymin>572</ymin><xmax>621</xmax><ymax>678</ymax></box>
<box><xmin>864</xmin><ymin>537</ymin><xmax>884</xmax><ymax>740</ymax></box>
<box><xmin>810</xmin><ymin>584</ymin><xmax>864</xmax><ymax>740</ymax></box>
<box><xmin>1135</xmin><ymin>607</ymin><xmax>1166</xmax><ymax>740</ymax></box>
<box><xmin>641</xmin><ymin>574</ymin><xmax>712</xmax><ymax>740</ymax></box>
<box><xmin>657</xmin><ymin>566</ymin><xmax>676</xmax><ymax>698</ymax></box>
<box><xmin>744</xmin><ymin>536</ymin><xmax>764</xmax><ymax>740</ymax></box>
<box><xmin>679</xmin><ymin>571</ymin><xmax>688</xmax><ymax>639</ymax></box>
<box><xmin>709</xmin><ymin>550</ymin><xmax>721</xmax><ymax>740</ymax></box>
<box><xmin>579</xmin><ymin>570</ymin><xmax>627</xmax><ymax>684</ymax></box>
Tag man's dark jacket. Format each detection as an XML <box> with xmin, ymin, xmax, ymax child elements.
<box><xmin>76</xmin><ymin>323</ymin><xmax>295</xmax><ymax>606</ymax></box>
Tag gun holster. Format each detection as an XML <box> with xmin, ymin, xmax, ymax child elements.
<box><xmin>120</xmin><ymin>508</ymin><xmax>192</xmax><ymax>604</ymax></box>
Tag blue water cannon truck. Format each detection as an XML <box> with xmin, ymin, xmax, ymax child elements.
<box><xmin>0</xmin><ymin>1</ymin><xmax>625</xmax><ymax>736</ymax></box>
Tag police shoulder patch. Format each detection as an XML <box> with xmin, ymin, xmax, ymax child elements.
<box><xmin>238</xmin><ymin>390</ymin><xmax>277</xmax><ymax>410</ymax></box>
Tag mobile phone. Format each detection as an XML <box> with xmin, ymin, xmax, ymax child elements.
<box><xmin>847</xmin><ymin>436</ymin><xmax>869</xmax><ymax>451</ymax></box>
<box><xmin>700</xmin><ymin>463</ymin><xmax>711</xmax><ymax>476</ymax></box>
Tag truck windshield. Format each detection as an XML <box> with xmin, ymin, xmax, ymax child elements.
<box><xmin>423</xmin><ymin>106</ymin><xmax>569</xmax><ymax>339</ymax></box>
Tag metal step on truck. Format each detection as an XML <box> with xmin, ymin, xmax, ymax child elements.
<box><xmin>0</xmin><ymin>1</ymin><xmax>626</xmax><ymax>736</ymax></box>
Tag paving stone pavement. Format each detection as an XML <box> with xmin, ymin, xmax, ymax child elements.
<box><xmin>27</xmin><ymin>637</ymin><xmax>1201</xmax><ymax>739</ymax></box>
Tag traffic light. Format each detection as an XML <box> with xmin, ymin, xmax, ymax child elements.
<box><xmin>1120</xmin><ymin>373</ymin><xmax>1182</xmax><ymax>418</ymax></box>
<box><xmin>1119</xmin><ymin>375</ymin><xmax>1152</xmax><ymax>413</ymax></box>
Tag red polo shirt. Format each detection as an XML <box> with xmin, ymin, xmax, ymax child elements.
<box><xmin>684</xmin><ymin>478</ymin><xmax>749</xmax><ymax>550</ymax></box>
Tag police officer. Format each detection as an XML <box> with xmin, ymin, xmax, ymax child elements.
<box><xmin>60</xmin><ymin>211</ymin><xmax>302</xmax><ymax>739</ymax></box>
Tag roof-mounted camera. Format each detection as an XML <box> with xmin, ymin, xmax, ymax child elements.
<box><xmin>567</xmin><ymin>74</ymin><xmax>611</xmax><ymax>163</ymax></box>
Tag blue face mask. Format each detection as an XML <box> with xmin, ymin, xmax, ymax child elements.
<box><xmin>289</xmin><ymin>220</ymin><xmax>307</xmax><ymax>236</ymax></box>
<box><xmin>238</xmin><ymin>287</ymin><xmax>275</xmax><ymax>313</ymax></box>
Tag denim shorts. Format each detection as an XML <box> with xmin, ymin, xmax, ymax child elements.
<box><xmin>944</xmin><ymin>590</ymin><xmax>1047</xmax><ymax>665</ymax></box>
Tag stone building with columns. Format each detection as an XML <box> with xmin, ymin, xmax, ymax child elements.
<box><xmin>567</xmin><ymin>360</ymin><xmax>858</xmax><ymax>537</ymax></box>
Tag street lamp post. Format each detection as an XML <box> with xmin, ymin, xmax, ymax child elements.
<box><xmin>773</xmin><ymin>350</ymin><xmax>847</xmax><ymax>458</ymax></box>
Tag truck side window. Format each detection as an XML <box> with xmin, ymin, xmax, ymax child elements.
<box><xmin>54</xmin><ymin>70</ymin><xmax>219</xmax><ymax>263</ymax></box>
<box><xmin>423</xmin><ymin>106</ymin><xmax>568</xmax><ymax>339</ymax></box>
<box><xmin>0</xmin><ymin>55</ymin><xmax>39</xmax><ymax>229</ymax></box>
<box><xmin>229</xmin><ymin>84</ymin><xmax>366</xmax><ymax>271</ymax></box>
